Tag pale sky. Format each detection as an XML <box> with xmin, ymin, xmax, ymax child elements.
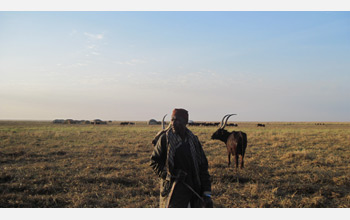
<box><xmin>1</xmin><ymin>11</ymin><xmax>350</xmax><ymax>122</ymax></box>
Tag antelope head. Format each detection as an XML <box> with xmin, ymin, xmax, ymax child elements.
<box><xmin>211</xmin><ymin>114</ymin><xmax>236</xmax><ymax>141</ymax></box>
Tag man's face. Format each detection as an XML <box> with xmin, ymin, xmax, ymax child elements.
<box><xmin>171</xmin><ymin>115</ymin><xmax>187</xmax><ymax>134</ymax></box>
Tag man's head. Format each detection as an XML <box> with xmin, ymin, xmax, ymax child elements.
<box><xmin>171</xmin><ymin>108</ymin><xmax>188</xmax><ymax>135</ymax></box>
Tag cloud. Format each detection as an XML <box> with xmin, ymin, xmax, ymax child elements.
<box><xmin>82</xmin><ymin>32</ymin><xmax>105</xmax><ymax>57</ymax></box>
<box><xmin>86</xmin><ymin>44</ymin><xmax>96</xmax><ymax>49</ymax></box>
<box><xmin>89</xmin><ymin>52</ymin><xmax>100</xmax><ymax>56</ymax></box>
<box><xmin>84</xmin><ymin>32</ymin><xmax>104</xmax><ymax>40</ymax></box>
<box><xmin>115</xmin><ymin>59</ymin><xmax>147</xmax><ymax>65</ymax></box>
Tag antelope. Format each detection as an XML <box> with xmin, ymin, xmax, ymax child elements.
<box><xmin>211</xmin><ymin>114</ymin><xmax>247</xmax><ymax>171</ymax></box>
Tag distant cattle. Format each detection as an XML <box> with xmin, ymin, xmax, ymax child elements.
<box><xmin>257</xmin><ymin>123</ymin><xmax>265</xmax><ymax>127</ymax></box>
<box><xmin>53</xmin><ymin>119</ymin><xmax>64</xmax><ymax>124</ymax></box>
<box><xmin>188</xmin><ymin>121</ymin><xmax>200</xmax><ymax>126</ymax></box>
<box><xmin>188</xmin><ymin>122</ymin><xmax>220</xmax><ymax>126</ymax></box>
<box><xmin>120</xmin><ymin>122</ymin><xmax>135</xmax><ymax>125</ymax></box>
<box><xmin>226</xmin><ymin>123</ymin><xmax>238</xmax><ymax>127</ymax></box>
<box><xmin>53</xmin><ymin>119</ymin><xmax>107</xmax><ymax>125</ymax></box>
<box><xmin>92</xmin><ymin>119</ymin><xmax>107</xmax><ymax>125</ymax></box>
<box><xmin>64</xmin><ymin>119</ymin><xmax>76</xmax><ymax>124</ymax></box>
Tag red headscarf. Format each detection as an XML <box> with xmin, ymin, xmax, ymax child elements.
<box><xmin>171</xmin><ymin>108</ymin><xmax>189</xmax><ymax>123</ymax></box>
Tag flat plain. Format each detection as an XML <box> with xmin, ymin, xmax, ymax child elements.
<box><xmin>1</xmin><ymin>121</ymin><xmax>349</xmax><ymax>207</ymax></box>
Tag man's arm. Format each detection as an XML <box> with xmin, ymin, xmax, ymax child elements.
<box><xmin>150</xmin><ymin>134</ymin><xmax>167</xmax><ymax>179</ymax></box>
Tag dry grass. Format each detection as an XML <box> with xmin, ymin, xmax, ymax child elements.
<box><xmin>1</xmin><ymin>121</ymin><xmax>349</xmax><ymax>207</ymax></box>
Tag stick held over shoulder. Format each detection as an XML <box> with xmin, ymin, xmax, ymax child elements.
<box><xmin>152</xmin><ymin>114</ymin><xmax>170</xmax><ymax>146</ymax></box>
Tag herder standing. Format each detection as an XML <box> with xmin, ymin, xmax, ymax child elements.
<box><xmin>150</xmin><ymin>108</ymin><xmax>213</xmax><ymax>208</ymax></box>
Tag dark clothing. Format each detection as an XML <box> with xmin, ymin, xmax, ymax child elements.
<box><xmin>168</xmin><ymin>182</ymin><xmax>195</xmax><ymax>208</ymax></box>
<box><xmin>173</xmin><ymin>141</ymin><xmax>197</xmax><ymax>192</ymax></box>
<box><xmin>169</xmin><ymin>141</ymin><xmax>198</xmax><ymax>207</ymax></box>
<box><xmin>150</xmin><ymin>128</ymin><xmax>211</xmax><ymax>208</ymax></box>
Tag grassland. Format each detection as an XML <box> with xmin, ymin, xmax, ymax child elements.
<box><xmin>1</xmin><ymin>121</ymin><xmax>349</xmax><ymax>208</ymax></box>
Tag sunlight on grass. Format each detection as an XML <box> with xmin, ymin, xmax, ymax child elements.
<box><xmin>0</xmin><ymin>121</ymin><xmax>349</xmax><ymax>207</ymax></box>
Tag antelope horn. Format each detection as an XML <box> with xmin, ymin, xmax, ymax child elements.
<box><xmin>222</xmin><ymin>114</ymin><xmax>237</xmax><ymax>129</ymax></box>
<box><xmin>162</xmin><ymin>114</ymin><xmax>167</xmax><ymax>130</ymax></box>
<box><xmin>220</xmin><ymin>114</ymin><xmax>231</xmax><ymax>128</ymax></box>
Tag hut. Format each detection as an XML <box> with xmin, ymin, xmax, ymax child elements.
<box><xmin>148</xmin><ymin>119</ymin><xmax>161</xmax><ymax>125</ymax></box>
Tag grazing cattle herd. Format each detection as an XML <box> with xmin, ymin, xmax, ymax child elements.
<box><xmin>188</xmin><ymin>121</ymin><xmax>220</xmax><ymax>126</ymax></box>
<box><xmin>52</xmin><ymin>118</ymin><xmax>265</xmax><ymax>131</ymax></box>
<box><xmin>50</xmin><ymin>115</ymin><xmax>334</xmax><ymax>188</ymax></box>
<box><xmin>188</xmin><ymin>122</ymin><xmax>238</xmax><ymax>127</ymax></box>
<box><xmin>52</xmin><ymin>115</ymin><xmax>327</xmax><ymax>173</ymax></box>
<box><xmin>120</xmin><ymin>122</ymin><xmax>135</xmax><ymax>125</ymax></box>
<box><xmin>52</xmin><ymin>119</ymin><xmax>109</xmax><ymax>125</ymax></box>
<box><xmin>52</xmin><ymin>114</ymin><xmax>331</xmax><ymax>181</ymax></box>
<box><xmin>226</xmin><ymin>123</ymin><xmax>238</xmax><ymax>127</ymax></box>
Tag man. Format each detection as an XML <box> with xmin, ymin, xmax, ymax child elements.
<box><xmin>150</xmin><ymin>108</ymin><xmax>213</xmax><ymax>208</ymax></box>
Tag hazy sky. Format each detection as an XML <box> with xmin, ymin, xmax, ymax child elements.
<box><xmin>1</xmin><ymin>11</ymin><xmax>349</xmax><ymax>122</ymax></box>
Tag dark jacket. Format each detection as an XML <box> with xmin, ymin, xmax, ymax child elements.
<box><xmin>150</xmin><ymin>128</ymin><xmax>211</xmax><ymax>207</ymax></box>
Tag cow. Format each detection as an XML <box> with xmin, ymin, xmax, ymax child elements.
<box><xmin>211</xmin><ymin>114</ymin><xmax>247</xmax><ymax>172</ymax></box>
<box><xmin>120</xmin><ymin>122</ymin><xmax>135</xmax><ymax>125</ymax></box>
<box><xmin>257</xmin><ymin>123</ymin><xmax>265</xmax><ymax>127</ymax></box>
<box><xmin>227</xmin><ymin>123</ymin><xmax>238</xmax><ymax>127</ymax></box>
